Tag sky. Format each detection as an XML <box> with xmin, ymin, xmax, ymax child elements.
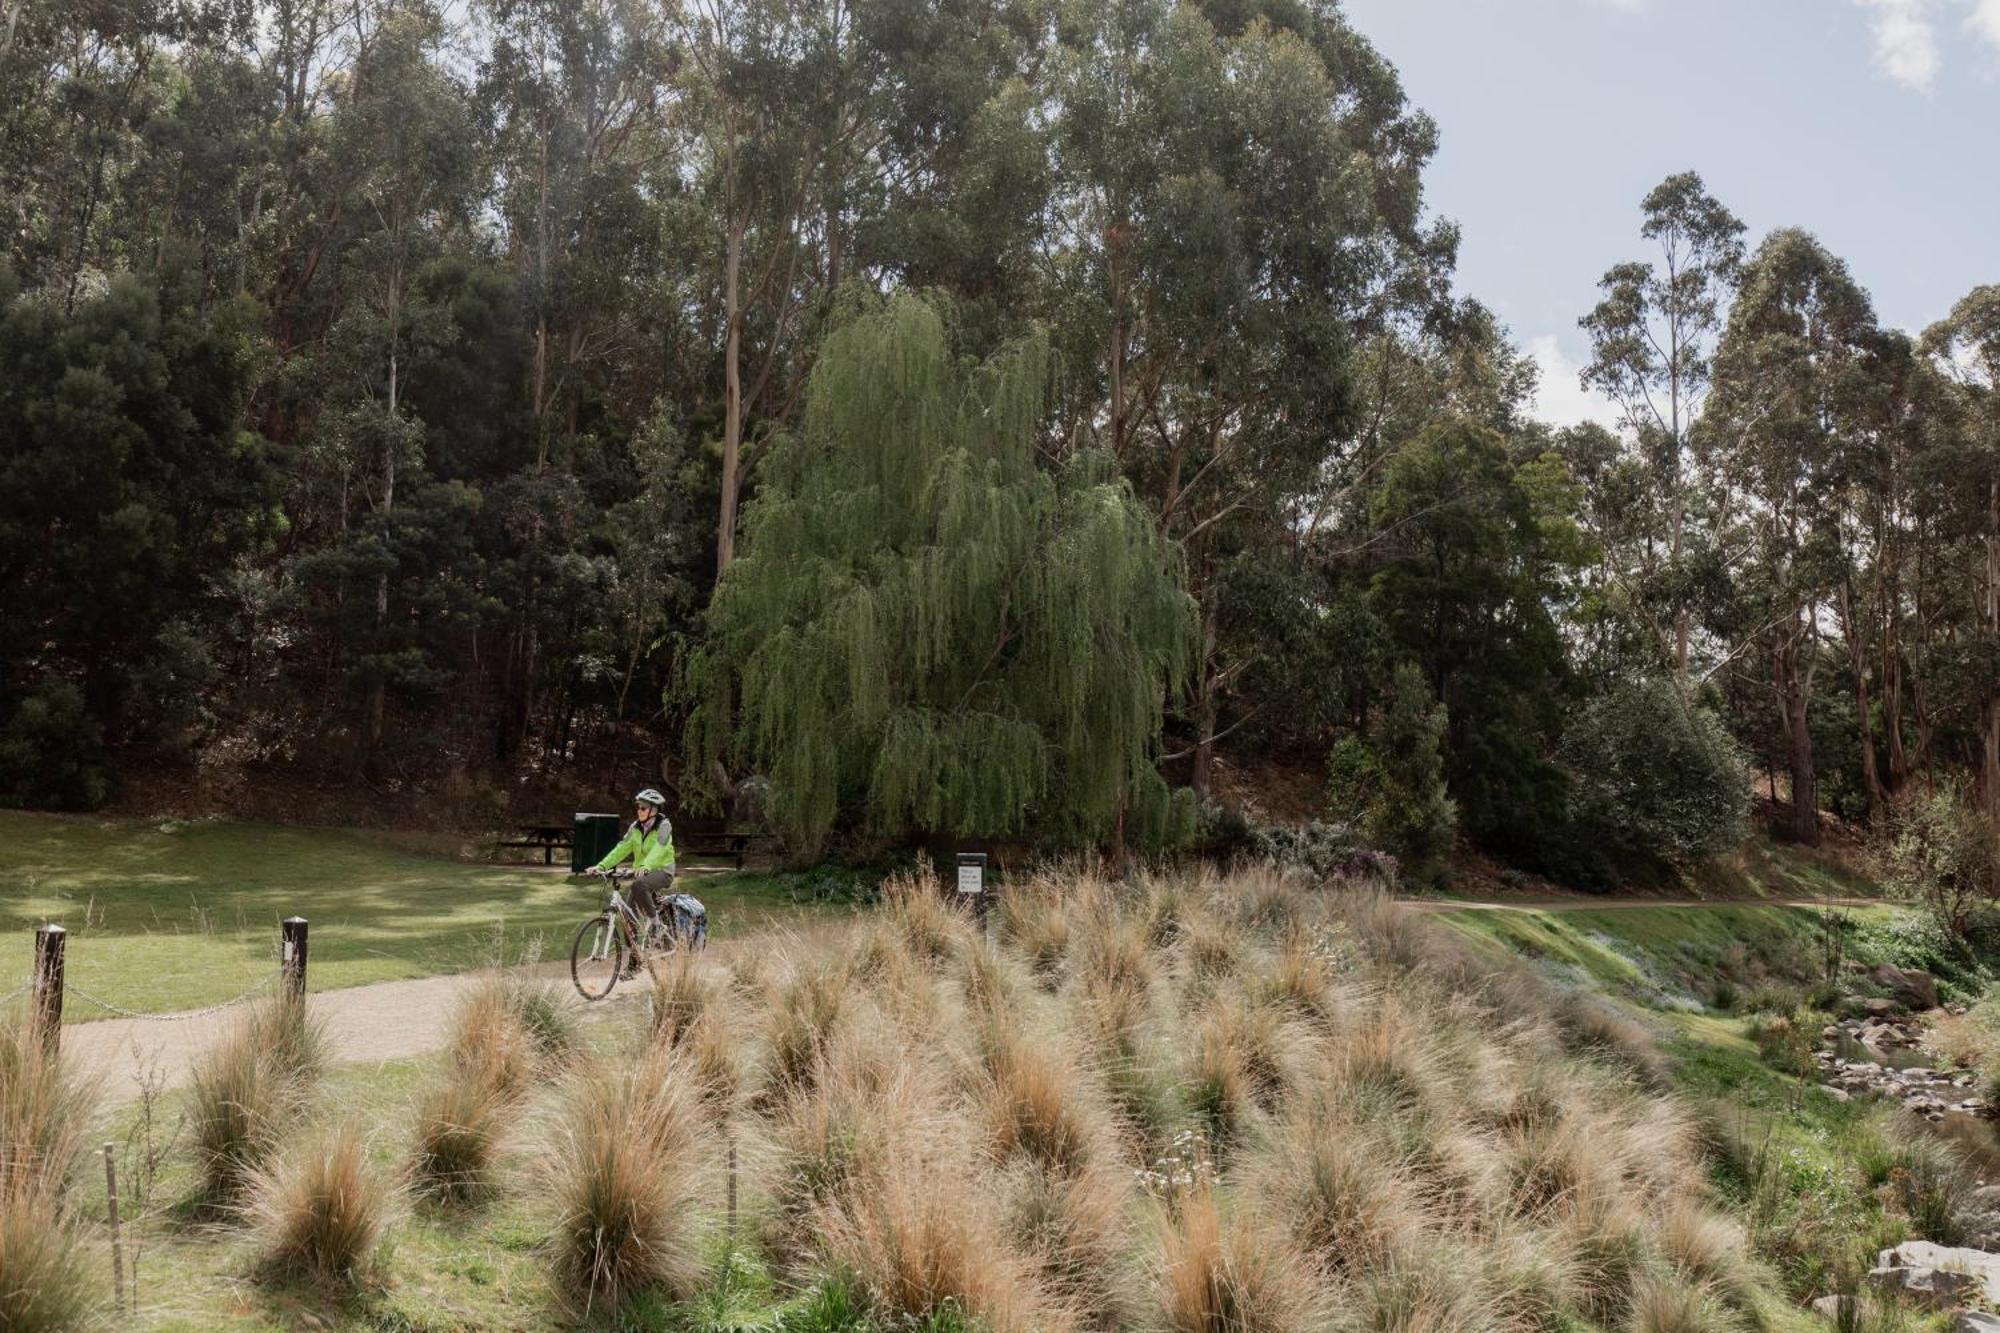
<box><xmin>1337</xmin><ymin>0</ymin><xmax>2000</xmax><ymax>430</ymax></box>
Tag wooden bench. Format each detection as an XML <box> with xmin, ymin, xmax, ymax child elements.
<box><xmin>494</xmin><ymin>824</ymin><xmax>572</xmax><ymax>866</ymax></box>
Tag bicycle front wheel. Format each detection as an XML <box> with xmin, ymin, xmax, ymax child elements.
<box><xmin>571</xmin><ymin>915</ymin><xmax>625</xmax><ymax>1000</ymax></box>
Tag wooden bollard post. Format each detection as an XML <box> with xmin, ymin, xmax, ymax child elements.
<box><xmin>280</xmin><ymin>917</ymin><xmax>308</xmax><ymax>997</ymax></box>
<box><xmin>103</xmin><ymin>1143</ymin><xmax>125</xmax><ymax>1313</ymax></box>
<box><xmin>32</xmin><ymin>923</ymin><xmax>65</xmax><ymax>1052</ymax></box>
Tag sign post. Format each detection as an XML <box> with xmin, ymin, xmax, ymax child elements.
<box><xmin>955</xmin><ymin>852</ymin><xmax>988</xmax><ymax>921</ymax></box>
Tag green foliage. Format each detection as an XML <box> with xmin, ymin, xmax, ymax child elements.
<box><xmin>0</xmin><ymin>271</ymin><xmax>276</xmax><ymax>806</ymax></box>
<box><xmin>1367</xmin><ymin>422</ymin><xmax>1580</xmax><ymax>865</ymax></box>
<box><xmin>689</xmin><ymin>294</ymin><xmax>1198</xmax><ymax>849</ymax></box>
<box><xmin>0</xmin><ymin>681</ymin><xmax>111</xmax><ymax>811</ymax></box>
<box><xmin>1325</xmin><ymin>663</ymin><xmax>1455</xmax><ymax>884</ymax></box>
<box><xmin>1887</xmin><ymin>780</ymin><xmax>2000</xmax><ymax>938</ymax></box>
<box><xmin>1560</xmin><ymin>679</ymin><xmax>1750</xmax><ymax>873</ymax></box>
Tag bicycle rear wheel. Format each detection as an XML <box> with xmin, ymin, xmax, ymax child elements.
<box><xmin>571</xmin><ymin>915</ymin><xmax>625</xmax><ymax>1000</ymax></box>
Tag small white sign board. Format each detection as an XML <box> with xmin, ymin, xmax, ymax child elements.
<box><xmin>956</xmin><ymin>863</ymin><xmax>984</xmax><ymax>896</ymax></box>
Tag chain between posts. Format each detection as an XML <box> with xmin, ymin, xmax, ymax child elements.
<box><xmin>63</xmin><ymin>971</ymin><xmax>280</xmax><ymax>1022</ymax></box>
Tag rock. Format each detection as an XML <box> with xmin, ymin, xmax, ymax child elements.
<box><xmin>1957</xmin><ymin>1313</ymin><xmax>2000</xmax><ymax>1333</ymax></box>
<box><xmin>1970</xmin><ymin>1185</ymin><xmax>2000</xmax><ymax>1207</ymax></box>
<box><xmin>1874</xmin><ymin>964</ymin><xmax>1941</xmax><ymax>1010</ymax></box>
<box><xmin>1873</xmin><ymin>1242</ymin><xmax>2000</xmax><ymax>1308</ymax></box>
<box><xmin>1824</xmin><ymin>1024</ymin><xmax>1844</xmax><ymax>1040</ymax></box>
<box><xmin>1822</xmin><ymin>1086</ymin><xmax>1852</xmax><ymax>1102</ymax></box>
<box><xmin>1863</xmin><ymin>997</ymin><xmax>1904</xmax><ymax>1018</ymax></box>
<box><xmin>1813</xmin><ymin>1295</ymin><xmax>1857</xmax><ymax>1323</ymax></box>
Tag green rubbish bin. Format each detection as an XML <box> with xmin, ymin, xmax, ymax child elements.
<box><xmin>571</xmin><ymin>812</ymin><xmax>622</xmax><ymax>875</ymax></box>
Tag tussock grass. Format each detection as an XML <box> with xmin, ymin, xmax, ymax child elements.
<box><xmin>0</xmin><ymin>1009</ymin><xmax>94</xmax><ymax>1203</ymax></box>
<box><xmin>1005</xmin><ymin>1161</ymin><xmax>1134</xmax><ymax>1328</ymax></box>
<box><xmin>1154</xmin><ymin>1188</ymin><xmax>1326</xmax><ymax>1332</ymax></box>
<box><xmin>816</xmin><ymin>1158</ymin><xmax>1071</xmax><ymax>1333</ymax></box>
<box><xmin>247</xmin><ymin>1119</ymin><xmax>395</xmax><ymax>1286</ymax></box>
<box><xmin>0</xmin><ymin>1190</ymin><xmax>98</xmax><ymax>1332</ymax></box>
<box><xmin>544</xmin><ymin>1048</ymin><xmax>709</xmax><ymax>1312</ymax></box>
<box><xmin>649</xmin><ymin>951</ymin><xmax>725</xmax><ymax>1050</ymax></box>
<box><xmin>763</xmin><ymin>955</ymin><xmax>854</xmax><ymax>1101</ymax></box>
<box><xmin>1259</xmin><ymin>1115</ymin><xmax>1425</xmax><ymax>1275</ymax></box>
<box><xmin>191</xmin><ymin>992</ymin><xmax>326</xmax><ymax>1205</ymax></box>
<box><xmin>410</xmin><ymin>1068</ymin><xmax>514</xmax><ymax>1205</ymax></box>
<box><xmin>1626</xmin><ymin>1274</ymin><xmax>1743</xmax><ymax>1333</ymax></box>
<box><xmin>483</xmin><ymin>864</ymin><xmax>1795</xmax><ymax>1330</ymax></box>
<box><xmin>410</xmin><ymin>968</ymin><xmax>578</xmax><ymax>1203</ymax></box>
<box><xmin>979</xmin><ymin>1030</ymin><xmax>1104</xmax><ymax>1173</ymax></box>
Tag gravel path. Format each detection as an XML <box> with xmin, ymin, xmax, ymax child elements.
<box><xmin>60</xmin><ymin>894</ymin><xmax>1880</xmax><ymax>1101</ymax></box>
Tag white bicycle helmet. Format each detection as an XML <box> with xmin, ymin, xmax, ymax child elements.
<box><xmin>634</xmin><ymin>788</ymin><xmax>666</xmax><ymax>807</ymax></box>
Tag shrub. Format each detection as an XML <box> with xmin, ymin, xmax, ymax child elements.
<box><xmin>1887</xmin><ymin>780</ymin><xmax>2000</xmax><ymax>939</ymax></box>
<box><xmin>0</xmin><ymin>1191</ymin><xmax>98</xmax><ymax>1332</ymax></box>
<box><xmin>0</xmin><ymin>680</ymin><xmax>112</xmax><ymax>811</ymax></box>
<box><xmin>247</xmin><ymin>1119</ymin><xmax>395</xmax><ymax>1286</ymax></box>
<box><xmin>1326</xmin><ymin>662</ymin><xmax>1457</xmax><ymax>886</ymax></box>
<box><xmin>1560</xmin><ymin>679</ymin><xmax>1750</xmax><ymax>872</ymax></box>
<box><xmin>544</xmin><ymin>1050</ymin><xmax>710</xmax><ymax>1312</ymax></box>
<box><xmin>1242</xmin><ymin>820</ymin><xmax>1361</xmax><ymax>882</ymax></box>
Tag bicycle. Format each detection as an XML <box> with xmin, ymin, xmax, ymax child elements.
<box><xmin>569</xmin><ymin>868</ymin><xmax>707</xmax><ymax>1001</ymax></box>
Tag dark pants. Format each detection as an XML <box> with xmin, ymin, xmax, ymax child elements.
<box><xmin>633</xmin><ymin>868</ymin><xmax>676</xmax><ymax>921</ymax></box>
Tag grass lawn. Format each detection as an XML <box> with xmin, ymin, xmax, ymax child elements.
<box><xmin>79</xmin><ymin>1044</ymin><xmax>589</xmax><ymax>1330</ymax></box>
<box><xmin>0</xmin><ymin>811</ymin><xmax>859</xmax><ymax>1015</ymax></box>
<box><xmin>1438</xmin><ymin>901</ymin><xmax>1908</xmax><ymax>1003</ymax></box>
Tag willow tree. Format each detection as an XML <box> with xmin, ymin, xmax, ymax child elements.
<box><xmin>687</xmin><ymin>294</ymin><xmax>1199</xmax><ymax>848</ymax></box>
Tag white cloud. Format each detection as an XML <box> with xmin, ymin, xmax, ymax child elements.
<box><xmin>1526</xmin><ymin>336</ymin><xmax>1625</xmax><ymax>433</ymax></box>
<box><xmin>1969</xmin><ymin>0</ymin><xmax>2000</xmax><ymax>54</ymax></box>
<box><xmin>1855</xmin><ymin>0</ymin><xmax>1942</xmax><ymax>92</ymax></box>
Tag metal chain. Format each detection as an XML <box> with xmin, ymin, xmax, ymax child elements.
<box><xmin>64</xmin><ymin>971</ymin><xmax>280</xmax><ymax>1022</ymax></box>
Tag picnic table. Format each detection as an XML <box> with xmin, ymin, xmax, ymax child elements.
<box><xmin>676</xmin><ymin>826</ymin><xmax>775</xmax><ymax>870</ymax></box>
<box><xmin>495</xmin><ymin>824</ymin><xmax>572</xmax><ymax>865</ymax></box>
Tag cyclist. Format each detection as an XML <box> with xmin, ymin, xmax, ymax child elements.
<box><xmin>587</xmin><ymin>789</ymin><xmax>678</xmax><ymax>967</ymax></box>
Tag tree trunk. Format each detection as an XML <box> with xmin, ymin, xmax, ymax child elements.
<box><xmin>1883</xmin><ymin>565</ymin><xmax>1908</xmax><ymax>789</ymax></box>
<box><xmin>1189</xmin><ymin>594</ymin><xmax>1219</xmax><ymax>800</ymax></box>
<box><xmin>368</xmin><ymin>316</ymin><xmax>400</xmax><ymax>760</ymax></box>
<box><xmin>717</xmin><ymin>215</ymin><xmax>745</xmax><ymax>574</ymax></box>
<box><xmin>1776</xmin><ymin>627</ymin><xmax>1819</xmax><ymax>846</ymax></box>
<box><xmin>1840</xmin><ymin>579</ymin><xmax>1886</xmax><ymax>824</ymax></box>
<box><xmin>1985</xmin><ymin>477</ymin><xmax>2000</xmax><ymax>820</ymax></box>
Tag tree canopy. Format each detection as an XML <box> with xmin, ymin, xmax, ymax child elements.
<box><xmin>688</xmin><ymin>293</ymin><xmax>1196</xmax><ymax>848</ymax></box>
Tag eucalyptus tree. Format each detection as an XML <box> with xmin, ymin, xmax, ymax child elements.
<box><xmin>1046</xmin><ymin>0</ymin><xmax>1452</xmax><ymax>796</ymax></box>
<box><xmin>1579</xmin><ymin>172</ymin><xmax>1745</xmax><ymax>680</ymax></box>
<box><xmin>687</xmin><ymin>293</ymin><xmax>1197</xmax><ymax>849</ymax></box>
<box><xmin>1703</xmin><ymin>230</ymin><xmax>1880</xmax><ymax>846</ymax></box>
<box><xmin>481</xmin><ymin>0</ymin><xmax>675</xmax><ymax>467</ymax></box>
<box><xmin>300</xmin><ymin>5</ymin><xmax>484</xmax><ymax>760</ymax></box>
<box><xmin>1920</xmin><ymin>286</ymin><xmax>2000</xmax><ymax>816</ymax></box>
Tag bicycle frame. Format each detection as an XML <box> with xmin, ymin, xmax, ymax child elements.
<box><xmin>579</xmin><ymin>887</ymin><xmax>645</xmax><ymax>966</ymax></box>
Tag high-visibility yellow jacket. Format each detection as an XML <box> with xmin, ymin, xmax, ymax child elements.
<box><xmin>596</xmin><ymin>815</ymin><xmax>676</xmax><ymax>872</ymax></box>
